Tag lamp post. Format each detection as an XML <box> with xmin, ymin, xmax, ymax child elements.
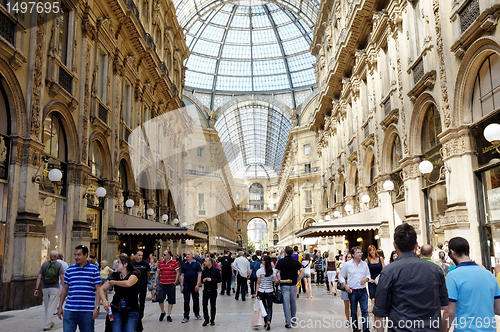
<box><xmin>126</xmin><ymin>199</ymin><xmax>135</xmax><ymax>215</ymax></box>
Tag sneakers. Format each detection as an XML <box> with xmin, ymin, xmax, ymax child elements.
<box><xmin>195</xmin><ymin>314</ymin><xmax>203</xmax><ymax>320</ymax></box>
<box><xmin>43</xmin><ymin>322</ymin><xmax>55</xmax><ymax>331</ymax></box>
<box><xmin>167</xmin><ymin>316</ymin><xmax>172</xmax><ymax>322</ymax></box>
<box><xmin>182</xmin><ymin>318</ymin><xmax>189</xmax><ymax>323</ymax></box>
<box><xmin>159</xmin><ymin>312</ymin><xmax>166</xmax><ymax>321</ymax></box>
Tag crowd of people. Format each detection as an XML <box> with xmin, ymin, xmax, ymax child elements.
<box><xmin>34</xmin><ymin>228</ymin><xmax>500</xmax><ymax>332</ymax></box>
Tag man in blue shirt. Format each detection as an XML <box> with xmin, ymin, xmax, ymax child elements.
<box><xmin>180</xmin><ymin>250</ymin><xmax>202</xmax><ymax>323</ymax></box>
<box><xmin>57</xmin><ymin>245</ymin><xmax>101</xmax><ymax>332</ymax></box>
<box><xmin>442</xmin><ymin>237</ymin><xmax>500</xmax><ymax>332</ymax></box>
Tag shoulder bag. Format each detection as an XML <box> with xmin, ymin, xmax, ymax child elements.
<box><xmin>273</xmin><ymin>283</ymin><xmax>283</xmax><ymax>304</ymax></box>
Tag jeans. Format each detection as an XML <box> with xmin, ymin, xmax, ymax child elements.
<box><xmin>183</xmin><ymin>284</ymin><xmax>200</xmax><ymax>319</ymax></box>
<box><xmin>348</xmin><ymin>289</ymin><xmax>369</xmax><ymax>331</ymax></box>
<box><xmin>202</xmin><ymin>289</ymin><xmax>217</xmax><ymax>322</ymax></box>
<box><xmin>316</xmin><ymin>270</ymin><xmax>324</xmax><ymax>284</ymax></box>
<box><xmin>111</xmin><ymin>310</ymin><xmax>139</xmax><ymax>332</ymax></box>
<box><xmin>257</xmin><ymin>292</ymin><xmax>273</xmax><ymax>324</ymax></box>
<box><xmin>235</xmin><ymin>275</ymin><xmax>248</xmax><ymax>300</ymax></box>
<box><xmin>43</xmin><ymin>288</ymin><xmax>59</xmax><ymax>329</ymax></box>
<box><xmin>63</xmin><ymin>310</ymin><xmax>94</xmax><ymax>332</ymax></box>
<box><xmin>221</xmin><ymin>272</ymin><xmax>231</xmax><ymax>295</ymax></box>
<box><xmin>281</xmin><ymin>285</ymin><xmax>296</xmax><ymax>327</ymax></box>
<box><xmin>250</xmin><ymin>277</ymin><xmax>257</xmax><ymax>295</ymax></box>
<box><xmin>136</xmin><ymin>286</ymin><xmax>147</xmax><ymax>331</ymax></box>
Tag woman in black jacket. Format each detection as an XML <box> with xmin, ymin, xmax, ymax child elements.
<box><xmin>201</xmin><ymin>257</ymin><xmax>221</xmax><ymax>326</ymax></box>
<box><xmin>99</xmin><ymin>254</ymin><xmax>140</xmax><ymax>332</ymax></box>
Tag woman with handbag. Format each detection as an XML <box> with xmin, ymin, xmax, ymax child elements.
<box><xmin>301</xmin><ymin>253</ymin><xmax>313</xmax><ymax>299</ymax></box>
<box><xmin>99</xmin><ymin>255</ymin><xmax>140</xmax><ymax>332</ymax></box>
<box><xmin>256</xmin><ymin>256</ymin><xmax>279</xmax><ymax>330</ymax></box>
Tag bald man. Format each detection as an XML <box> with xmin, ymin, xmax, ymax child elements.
<box><xmin>421</xmin><ymin>244</ymin><xmax>445</xmax><ymax>274</ymax></box>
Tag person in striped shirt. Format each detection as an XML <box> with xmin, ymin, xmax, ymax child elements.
<box><xmin>57</xmin><ymin>245</ymin><xmax>102</xmax><ymax>332</ymax></box>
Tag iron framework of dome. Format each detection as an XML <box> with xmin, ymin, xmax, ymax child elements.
<box><xmin>177</xmin><ymin>0</ymin><xmax>319</xmax><ymax>109</ymax></box>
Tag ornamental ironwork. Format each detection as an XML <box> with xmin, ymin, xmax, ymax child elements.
<box><xmin>459</xmin><ymin>0</ymin><xmax>480</xmax><ymax>34</ymax></box>
<box><xmin>58</xmin><ymin>66</ymin><xmax>73</xmax><ymax>94</ymax></box>
<box><xmin>0</xmin><ymin>10</ymin><xmax>15</xmax><ymax>45</ymax></box>
<box><xmin>413</xmin><ymin>58</ymin><xmax>424</xmax><ymax>85</ymax></box>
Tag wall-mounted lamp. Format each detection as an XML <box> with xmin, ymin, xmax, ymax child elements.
<box><xmin>344</xmin><ymin>204</ymin><xmax>353</xmax><ymax>214</ymax></box>
<box><xmin>318</xmin><ymin>218</ymin><xmax>324</xmax><ymax>224</ymax></box>
<box><xmin>374</xmin><ymin>234</ymin><xmax>380</xmax><ymax>240</ymax></box>
<box><xmin>361</xmin><ymin>194</ymin><xmax>370</xmax><ymax>206</ymax></box>
<box><xmin>32</xmin><ymin>155</ymin><xmax>63</xmax><ymax>190</ymax></box>
<box><xmin>356</xmin><ymin>237</ymin><xmax>363</xmax><ymax>242</ymax></box>
<box><xmin>418</xmin><ymin>149</ymin><xmax>451</xmax><ymax>184</ymax></box>
<box><xmin>383</xmin><ymin>172</ymin><xmax>405</xmax><ymax>199</ymax></box>
<box><xmin>126</xmin><ymin>199</ymin><xmax>135</xmax><ymax>208</ymax></box>
<box><xmin>325</xmin><ymin>215</ymin><xmax>331</xmax><ymax>221</ymax></box>
<box><xmin>162</xmin><ymin>214</ymin><xmax>169</xmax><ymax>223</ymax></box>
<box><xmin>147</xmin><ymin>208</ymin><xmax>155</xmax><ymax>216</ymax></box>
<box><xmin>484</xmin><ymin>123</ymin><xmax>500</xmax><ymax>153</ymax></box>
<box><xmin>182</xmin><ymin>221</ymin><xmax>187</xmax><ymax>227</ymax></box>
<box><xmin>344</xmin><ymin>239</ymin><xmax>349</xmax><ymax>244</ymax></box>
<box><xmin>333</xmin><ymin>210</ymin><xmax>340</xmax><ymax>218</ymax></box>
<box><xmin>173</xmin><ymin>218</ymin><xmax>179</xmax><ymax>225</ymax></box>
<box><xmin>96</xmin><ymin>187</ymin><xmax>107</xmax><ymax>198</ymax></box>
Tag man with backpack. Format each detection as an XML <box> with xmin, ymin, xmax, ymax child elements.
<box><xmin>35</xmin><ymin>250</ymin><xmax>65</xmax><ymax>331</ymax></box>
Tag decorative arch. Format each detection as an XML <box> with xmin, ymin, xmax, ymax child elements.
<box><xmin>0</xmin><ymin>58</ymin><xmax>27</xmax><ymax>137</ymax></box>
<box><xmin>452</xmin><ymin>36</ymin><xmax>500</xmax><ymax>127</ymax></box>
<box><xmin>42</xmin><ymin>101</ymin><xmax>79</xmax><ymax>162</ymax></box>
<box><xmin>347</xmin><ymin>162</ymin><xmax>359</xmax><ymax>195</ymax></box>
<box><xmin>88</xmin><ymin>131</ymin><xmax>112</xmax><ymax>179</ymax></box>
<box><xmin>329</xmin><ymin>180</ymin><xmax>336</xmax><ymax>206</ymax></box>
<box><xmin>381</xmin><ymin>125</ymin><xmax>403</xmax><ymax>174</ymax></box>
<box><xmin>302</xmin><ymin>218</ymin><xmax>315</xmax><ymax>228</ymax></box>
<box><xmin>194</xmin><ymin>221</ymin><xmax>209</xmax><ymax>235</ymax></box>
<box><xmin>409</xmin><ymin>93</ymin><xmax>442</xmax><ymax>155</ymax></box>
<box><xmin>337</xmin><ymin>173</ymin><xmax>346</xmax><ymax>202</ymax></box>
<box><xmin>216</xmin><ymin>95</ymin><xmax>293</xmax><ymax>120</ymax></box>
<box><xmin>118</xmin><ymin>152</ymin><xmax>136</xmax><ymax>190</ymax></box>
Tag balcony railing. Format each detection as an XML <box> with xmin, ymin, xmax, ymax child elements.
<box><xmin>459</xmin><ymin>0</ymin><xmax>480</xmax><ymax>34</ymax></box>
<box><xmin>413</xmin><ymin>58</ymin><xmax>424</xmax><ymax>85</ymax></box>
<box><xmin>59</xmin><ymin>66</ymin><xmax>73</xmax><ymax>94</ymax></box>
<box><xmin>0</xmin><ymin>10</ymin><xmax>15</xmax><ymax>45</ymax></box>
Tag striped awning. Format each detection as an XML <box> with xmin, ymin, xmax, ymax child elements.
<box><xmin>114</xmin><ymin>212</ymin><xmax>208</xmax><ymax>240</ymax></box>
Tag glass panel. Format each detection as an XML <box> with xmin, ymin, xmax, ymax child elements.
<box><xmin>90</xmin><ymin>142</ymin><xmax>103</xmax><ymax>178</ymax></box>
<box><xmin>483</xmin><ymin>166</ymin><xmax>500</xmax><ymax>223</ymax></box>
<box><xmin>58</xmin><ymin>5</ymin><xmax>69</xmax><ymax>65</ymax></box>
<box><xmin>421</xmin><ymin>104</ymin><xmax>442</xmax><ymax>153</ymax></box>
<box><xmin>426</xmin><ymin>184</ymin><xmax>447</xmax><ymax>223</ymax></box>
<box><xmin>391</xmin><ymin>136</ymin><xmax>402</xmax><ymax>171</ymax></box>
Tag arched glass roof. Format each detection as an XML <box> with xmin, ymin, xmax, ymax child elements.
<box><xmin>180</xmin><ymin>1</ymin><xmax>318</xmax><ymax>108</ymax></box>
<box><xmin>215</xmin><ymin>101</ymin><xmax>292</xmax><ymax>179</ymax></box>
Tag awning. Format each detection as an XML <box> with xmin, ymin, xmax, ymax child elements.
<box><xmin>302</xmin><ymin>237</ymin><xmax>318</xmax><ymax>245</ymax></box>
<box><xmin>114</xmin><ymin>212</ymin><xmax>208</xmax><ymax>240</ymax></box>
<box><xmin>295</xmin><ymin>207</ymin><xmax>382</xmax><ymax>238</ymax></box>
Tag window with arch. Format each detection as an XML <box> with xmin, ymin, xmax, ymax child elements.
<box><xmin>303</xmin><ymin>219</ymin><xmax>315</xmax><ymax>228</ymax></box>
<box><xmin>368</xmin><ymin>156</ymin><xmax>378</xmax><ymax>208</ymax></box>
<box><xmin>195</xmin><ymin>221</ymin><xmax>209</xmax><ymax>235</ymax></box>
<box><xmin>0</xmin><ymin>82</ymin><xmax>10</xmax><ymax>180</ymax></box>
<box><xmin>89</xmin><ymin>141</ymin><xmax>103</xmax><ymax>178</ymax></box>
<box><xmin>43</xmin><ymin>113</ymin><xmax>68</xmax><ymax>196</ymax></box>
<box><xmin>118</xmin><ymin>161</ymin><xmax>129</xmax><ymax>212</ymax></box>
<box><xmin>421</xmin><ymin>104</ymin><xmax>442</xmax><ymax>153</ymax></box>
<box><xmin>249</xmin><ymin>183</ymin><xmax>264</xmax><ymax>210</ymax></box>
<box><xmin>237</xmin><ymin>219</ymin><xmax>241</xmax><ymax>232</ymax></box>
<box><xmin>390</xmin><ymin>135</ymin><xmax>402</xmax><ymax>171</ymax></box>
<box><xmin>472</xmin><ymin>53</ymin><xmax>500</xmax><ymax>123</ymax></box>
<box><xmin>273</xmin><ymin>234</ymin><xmax>279</xmax><ymax>246</ymax></box>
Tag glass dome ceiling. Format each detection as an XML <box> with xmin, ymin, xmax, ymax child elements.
<box><xmin>214</xmin><ymin>100</ymin><xmax>293</xmax><ymax>179</ymax></box>
<box><xmin>179</xmin><ymin>0</ymin><xmax>318</xmax><ymax>108</ymax></box>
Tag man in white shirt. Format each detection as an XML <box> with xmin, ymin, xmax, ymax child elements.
<box><xmin>233</xmin><ymin>251</ymin><xmax>251</xmax><ymax>301</ymax></box>
<box><xmin>338</xmin><ymin>246</ymin><xmax>370</xmax><ymax>332</ymax></box>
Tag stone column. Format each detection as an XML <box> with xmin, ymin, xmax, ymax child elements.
<box><xmin>401</xmin><ymin>157</ymin><xmax>426</xmax><ymax>245</ymax></box>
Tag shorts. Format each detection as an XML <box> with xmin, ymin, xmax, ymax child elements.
<box><xmin>304</xmin><ymin>273</ymin><xmax>311</xmax><ymax>279</ymax></box>
<box><xmin>341</xmin><ymin>290</ymin><xmax>349</xmax><ymax>301</ymax></box>
<box><xmin>327</xmin><ymin>271</ymin><xmax>336</xmax><ymax>281</ymax></box>
<box><xmin>157</xmin><ymin>283</ymin><xmax>176</xmax><ymax>304</ymax></box>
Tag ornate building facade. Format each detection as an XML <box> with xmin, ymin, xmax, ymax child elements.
<box><xmin>309</xmin><ymin>0</ymin><xmax>500</xmax><ymax>267</ymax></box>
<box><xmin>0</xmin><ymin>0</ymin><xmax>190</xmax><ymax>310</ymax></box>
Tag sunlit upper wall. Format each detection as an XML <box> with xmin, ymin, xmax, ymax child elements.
<box><xmin>178</xmin><ymin>1</ymin><xmax>318</xmax><ymax>108</ymax></box>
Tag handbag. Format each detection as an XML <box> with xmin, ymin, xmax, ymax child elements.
<box><xmin>252</xmin><ymin>299</ymin><xmax>265</xmax><ymax>327</ymax></box>
<box><xmin>273</xmin><ymin>284</ymin><xmax>283</xmax><ymax>304</ymax></box>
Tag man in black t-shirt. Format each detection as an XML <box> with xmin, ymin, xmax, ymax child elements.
<box><xmin>218</xmin><ymin>250</ymin><xmax>233</xmax><ymax>295</ymax></box>
<box><xmin>132</xmin><ymin>251</ymin><xmax>151</xmax><ymax>332</ymax></box>
<box><xmin>276</xmin><ymin>246</ymin><xmax>304</xmax><ymax>329</ymax></box>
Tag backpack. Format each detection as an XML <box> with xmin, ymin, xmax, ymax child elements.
<box><xmin>42</xmin><ymin>261</ymin><xmax>59</xmax><ymax>284</ymax></box>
